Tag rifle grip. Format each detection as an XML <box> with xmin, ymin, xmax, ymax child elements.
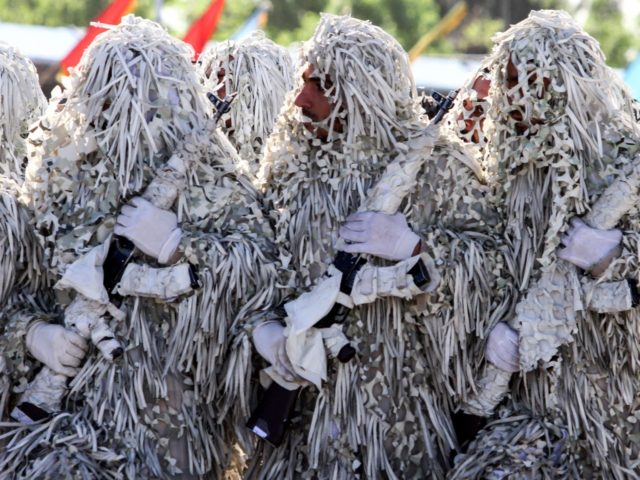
<box><xmin>247</xmin><ymin>382</ymin><xmax>300</xmax><ymax>447</ymax></box>
<box><xmin>103</xmin><ymin>235</ymin><xmax>136</xmax><ymax>295</ymax></box>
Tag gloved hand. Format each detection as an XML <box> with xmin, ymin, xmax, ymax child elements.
<box><xmin>484</xmin><ymin>322</ymin><xmax>519</xmax><ymax>373</ymax></box>
<box><xmin>26</xmin><ymin>321</ymin><xmax>88</xmax><ymax>377</ymax></box>
<box><xmin>114</xmin><ymin>196</ymin><xmax>182</xmax><ymax>264</ymax></box>
<box><xmin>338</xmin><ymin>211</ymin><xmax>420</xmax><ymax>261</ymax></box>
<box><xmin>557</xmin><ymin>217</ymin><xmax>622</xmax><ymax>271</ymax></box>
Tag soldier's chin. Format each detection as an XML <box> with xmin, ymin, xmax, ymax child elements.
<box><xmin>302</xmin><ymin>122</ymin><xmax>328</xmax><ymax>140</ymax></box>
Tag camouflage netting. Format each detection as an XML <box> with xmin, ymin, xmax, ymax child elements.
<box><xmin>0</xmin><ymin>43</ymin><xmax>51</xmax><ymax>426</ymax></box>
<box><xmin>2</xmin><ymin>15</ymin><xmax>278</xmax><ymax>479</ymax></box>
<box><xmin>0</xmin><ymin>176</ymin><xmax>51</xmax><ymax>419</ymax></box>
<box><xmin>449</xmin><ymin>407</ymin><xmax>586</xmax><ymax>479</ymax></box>
<box><xmin>0</xmin><ymin>43</ymin><xmax>46</xmax><ymax>182</ymax></box>
<box><xmin>249</xmin><ymin>14</ymin><xmax>512</xmax><ymax>479</ymax></box>
<box><xmin>198</xmin><ymin>31</ymin><xmax>294</xmax><ymax>176</ymax></box>
<box><xmin>463</xmin><ymin>9</ymin><xmax>640</xmax><ymax>478</ymax></box>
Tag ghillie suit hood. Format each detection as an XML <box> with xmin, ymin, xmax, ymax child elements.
<box><xmin>25</xmin><ymin>15</ymin><xmax>212</xmax><ymax>216</ymax></box>
<box><xmin>252</xmin><ymin>14</ymin><xmax>509</xmax><ymax>479</ymax></box>
<box><xmin>460</xmin><ymin>10</ymin><xmax>640</xmax><ymax>478</ymax></box>
<box><xmin>0</xmin><ymin>43</ymin><xmax>46</xmax><ymax>181</ymax></box>
<box><xmin>9</xmin><ymin>15</ymin><xmax>278</xmax><ymax>479</ymax></box>
<box><xmin>434</xmin><ymin>67</ymin><xmax>495</xmax><ymax>189</ymax></box>
<box><xmin>198</xmin><ymin>31</ymin><xmax>294</xmax><ymax>175</ymax></box>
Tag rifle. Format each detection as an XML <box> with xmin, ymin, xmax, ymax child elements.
<box><xmin>247</xmin><ymin>89</ymin><xmax>457</xmax><ymax>446</ymax></box>
<box><xmin>421</xmin><ymin>89</ymin><xmax>458</xmax><ymax>122</ymax></box>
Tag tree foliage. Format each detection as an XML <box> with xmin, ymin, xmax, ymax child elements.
<box><xmin>585</xmin><ymin>0</ymin><xmax>639</xmax><ymax>67</ymax></box>
<box><xmin>0</xmin><ymin>0</ymin><xmax>111</xmax><ymax>26</ymax></box>
<box><xmin>0</xmin><ymin>0</ymin><xmax>637</xmax><ymax>67</ymax></box>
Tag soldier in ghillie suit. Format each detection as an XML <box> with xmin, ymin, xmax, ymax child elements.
<box><xmin>0</xmin><ymin>42</ymin><xmax>46</xmax><ymax>182</ymax></box>
<box><xmin>0</xmin><ymin>179</ymin><xmax>52</xmax><ymax>420</ymax></box>
<box><xmin>247</xmin><ymin>14</ymin><xmax>512</xmax><ymax>478</ymax></box>
<box><xmin>450</xmin><ymin>10</ymin><xmax>640</xmax><ymax>478</ymax></box>
<box><xmin>0</xmin><ymin>44</ymin><xmax>67</xmax><ymax>435</ymax></box>
<box><xmin>1</xmin><ymin>16</ymin><xmax>278</xmax><ymax>479</ymax></box>
<box><xmin>197</xmin><ymin>31</ymin><xmax>294</xmax><ymax>176</ymax></box>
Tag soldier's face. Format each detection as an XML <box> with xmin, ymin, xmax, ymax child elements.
<box><xmin>208</xmin><ymin>56</ymin><xmax>234</xmax><ymax>99</ymax></box>
<box><xmin>295</xmin><ymin>64</ymin><xmax>333</xmax><ymax>139</ymax></box>
<box><xmin>504</xmin><ymin>55</ymin><xmax>548</xmax><ymax>135</ymax></box>
<box><xmin>202</xmin><ymin>58</ymin><xmax>234</xmax><ymax>130</ymax></box>
<box><xmin>458</xmin><ymin>75</ymin><xmax>490</xmax><ymax>144</ymax></box>
<box><xmin>215</xmin><ymin>66</ymin><xmax>226</xmax><ymax>99</ymax></box>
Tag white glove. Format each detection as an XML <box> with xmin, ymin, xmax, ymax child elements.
<box><xmin>484</xmin><ymin>322</ymin><xmax>519</xmax><ymax>373</ymax></box>
<box><xmin>339</xmin><ymin>211</ymin><xmax>420</xmax><ymax>261</ymax></box>
<box><xmin>26</xmin><ymin>321</ymin><xmax>88</xmax><ymax>377</ymax></box>
<box><xmin>557</xmin><ymin>217</ymin><xmax>622</xmax><ymax>271</ymax></box>
<box><xmin>114</xmin><ymin>197</ymin><xmax>182</xmax><ymax>264</ymax></box>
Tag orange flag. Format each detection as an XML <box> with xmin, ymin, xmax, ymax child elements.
<box><xmin>60</xmin><ymin>0</ymin><xmax>137</xmax><ymax>76</ymax></box>
<box><xmin>183</xmin><ymin>0</ymin><xmax>226</xmax><ymax>59</ymax></box>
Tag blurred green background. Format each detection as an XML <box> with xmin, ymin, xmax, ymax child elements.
<box><xmin>0</xmin><ymin>0</ymin><xmax>637</xmax><ymax>68</ymax></box>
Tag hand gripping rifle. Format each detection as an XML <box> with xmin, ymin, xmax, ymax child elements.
<box><xmin>247</xmin><ymin>90</ymin><xmax>458</xmax><ymax>446</ymax></box>
<box><xmin>103</xmin><ymin>91</ymin><xmax>237</xmax><ymax>294</ymax></box>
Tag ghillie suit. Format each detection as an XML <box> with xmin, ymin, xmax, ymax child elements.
<box><xmin>249</xmin><ymin>14</ymin><xmax>511</xmax><ymax>479</ymax></box>
<box><xmin>0</xmin><ymin>176</ymin><xmax>50</xmax><ymax>418</ymax></box>
<box><xmin>0</xmin><ymin>42</ymin><xmax>46</xmax><ymax>182</ymax></box>
<box><xmin>198</xmin><ymin>31</ymin><xmax>294</xmax><ymax>176</ymax></box>
<box><xmin>450</xmin><ymin>10</ymin><xmax>640</xmax><ymax>478</ymax></box>
<box><xmin>1</xmin><ymin>16</ymin><xmax>278</xmax><ymax>479</ymax></box>
<box><xmin>0</xmin><ymin>44</ymin><xmax>50</xmax><ymax>419</ymax></box>
<box><xmin>0</xmin><ymin>42</ymin><xmax>56</xmax><ymax>473</ymax></box>
<box><xmin>425</xmin><ymin>68</ymin><xmax>524</xmax><ymax>429</ymax></box>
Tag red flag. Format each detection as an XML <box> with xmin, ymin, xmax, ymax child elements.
<box><xmin>60</xmin><ymin>0</ymin><xmax>137</xmax><ymax>76</ymax></box>
<box><xmin>183</xmin><ymin>0</ymin><xmax>226</xmax><ymax>59</ymax></box>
